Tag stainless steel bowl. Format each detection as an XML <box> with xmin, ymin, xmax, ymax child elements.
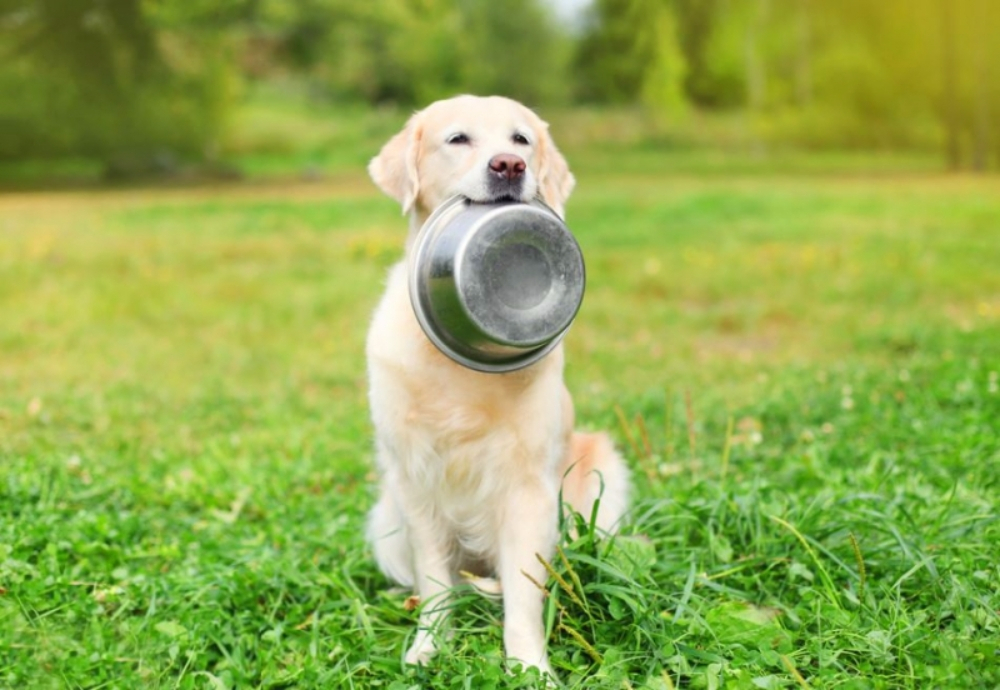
<box><xmin>409</xmin><ymin>195</ymin><xmax>585</xmax><ymax>373</ymax></box>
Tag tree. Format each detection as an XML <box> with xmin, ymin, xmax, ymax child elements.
<box><xmin>672</xmin><ymin>0</ymin><xmax>745</xmax><ymax>109</ymax></box>
<box><xmin>246</xmin><ymin>0</ymin><xmax>571</xmax><ymax>107</ymax></box>
<box><xmin>457</xmin><ymin>0</ymin><xmax>572</xmax><ymax>106</ymax></box>
<box><xmin>0</xmin><ymin>0</ymin><xmax>233</xmax><ymax>169</ymax></box>
<box><xmin>575</xmin><ymin>0</ymin><xmax>687</xmax><ymax>114</ymax></box>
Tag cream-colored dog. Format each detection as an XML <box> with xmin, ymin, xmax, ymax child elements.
<box><xmin>365</xmin><ymin>95</ymin><xmax>630</xmax><ymax>676</ymax></box>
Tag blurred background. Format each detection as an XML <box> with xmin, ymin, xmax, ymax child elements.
<box><xmin>1</xmin><ymin>0</ymin><xmax>998</xmax><ymax>184</ymax></box>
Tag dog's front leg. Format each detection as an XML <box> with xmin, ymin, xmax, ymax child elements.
<box><xmin>402</xmin><ymin>506</ymin><xmax>454</xmax><ymax>666</ymax></box>
<box><xmin>499</xmin><ymin>480</ymin><xmax>559</xmax><ymax>677</ymax></box>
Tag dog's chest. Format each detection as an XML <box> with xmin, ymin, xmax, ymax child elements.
<box><xmin>367</xmin><ymin>262</ymin><xmax>564</xmax><ymax>546</ymax></box>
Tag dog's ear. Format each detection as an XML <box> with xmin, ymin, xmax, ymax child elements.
<box><xmin>369</xmin><ymin>113</ymin><xmax>423</xmax><ymax>214</ymax></box>
<box><xmin>536</xmin><ymin>122</ymin><xmax>575</xmax><ymax>218</ymax></box>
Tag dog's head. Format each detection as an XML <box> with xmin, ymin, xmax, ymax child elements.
<box><xmin>369</xmin><ymin>95</ymin><xmax>575</xmax><ymax>219</ymax></box>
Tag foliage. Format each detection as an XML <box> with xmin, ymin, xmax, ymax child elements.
<box><xmin>577</xmin><ymin>0</ymin><xmax>999</xmax><ymax>165</ymax></box>
<box><xmin>453</xmin><ymin>0</ymin><xmax>573</xmax><ymax>107</ymax></box>
<box><xmin>0</xmin><ymin>0</ymin><xmax>234</xmax><ymax>170</ymax></box>
<box><xmin>255</xmin><ymin>0</ymin><xmax>571</xmax><ymax>107</ymax></box>
<box><xmin>575</xmin><ymin>0</ymin><xmax>687</xmax><ymax>117</ymax></box>
<box><xmin>2</xmin><ymin>0</ymin><xmax>999</xmax><ymax>168</ymax></box>
<box><xmin>575</xmin><ymin>0</ymin><xmax>648</xmax><ymax>104</ymax></box>
<box><xmin>673</xmin><ymin>0</ymin><xmax>745</xmax><ymax>109</ymax></box>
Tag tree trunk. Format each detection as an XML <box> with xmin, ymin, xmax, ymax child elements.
<box><xmin>744</xmin><ymin>0</ymin><xmax>769</xmax><ymax>111</ymax></box>
<box><xmin>941</xmin><ymin>0</ymin><xmax>962</xmax><ymax>170</ymax></box>
<box><xmin>795</xmin><ymin>0</ymin><xmax>812</xmax><ymax>107</ymax></box>
<box><xmin>971</xmin><ymin>0</ymin><xmax>993</xmax><ymax>171</ymax></box>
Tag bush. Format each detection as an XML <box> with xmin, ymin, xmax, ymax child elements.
<box><xmin>0</xmin><ymin>10</ymin><xmax>234</xmax><ymax>174</ymax></box>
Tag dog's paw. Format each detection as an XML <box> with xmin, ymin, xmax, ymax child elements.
<box><xmin>460</xmin><ymin>571</ymin><xmax>503</xmax><ymax>597</ymax></box>
<box><xmin>507</xmin><ymin>655</ymin><xmax>557</xmax><ymax>685</ymax></box>
<box><xmin>404</xmin><ymin>628</ymin><xmax>438</xmax><ymax>666</ymax></box>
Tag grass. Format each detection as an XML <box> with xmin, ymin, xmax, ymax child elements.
<box><xmin>2</xmin><ymin>106</ymin><xmax>999</xmax><ymax>688</ymax></box>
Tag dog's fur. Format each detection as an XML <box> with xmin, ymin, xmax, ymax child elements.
<box><xmin>365</xmin><ymin>95</ymin><xmax>630</xmax><ymax>675</ymax></box>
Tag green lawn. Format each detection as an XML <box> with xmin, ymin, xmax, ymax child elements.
<box><xmin>2</xmin><ymin>139</ymin><xmax>999</xmax><ymax>688</ymax></box>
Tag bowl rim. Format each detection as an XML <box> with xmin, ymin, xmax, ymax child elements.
<box><xmin>408</xmin><ymin>195</ymin><xmax>581</xmax><ymax>374</ymax></box>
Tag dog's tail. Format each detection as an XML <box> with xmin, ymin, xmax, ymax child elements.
<box><xmin>559</xmin><ymin>431</ymin><xmax>630</xmax><ymax>533</ymax></box>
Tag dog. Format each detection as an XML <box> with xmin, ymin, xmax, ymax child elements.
<box><xmin>365</xmin><ymin>95</ymin><xmax>630</xmax><ymax>676</ymax></box>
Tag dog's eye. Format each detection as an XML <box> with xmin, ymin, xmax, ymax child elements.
<box><xmin>512</xmin><ymin>133</ymin><xmax>530</xmax><ymax>145</ymax></box>
<box><xmin>446</xmin><ymin>133</ymin><xmax>470</xmax><ymax>145</ymax></box>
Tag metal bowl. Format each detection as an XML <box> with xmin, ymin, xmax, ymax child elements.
<box><xmin>409</xmin><ymin>195</ymin><xmax>585</xmax><ymax>373</ymax></box>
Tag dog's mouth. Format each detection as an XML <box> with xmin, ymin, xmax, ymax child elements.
<box><xmin>460</xmin><ymin>193</ymin><xmax>524</xmax><ymax>205</ymax></box>
<box><xmin>461</xmin><ymin>191</ymin><xmax>535</xmax><ymax>207</ymax></box>
<box><xmin>490</xmin><ymin>193</ymin><xmax>519</xmax><ymax>203</ymax></box>
<box><xmin>483</xmin><ymin>175</ymin><xmax>527</xmax><ymax>205</ymax></box>
<box><xmin>477</xmin><ymin>188</ymin><xmax>529</xmax><ymax>204</ymax></box>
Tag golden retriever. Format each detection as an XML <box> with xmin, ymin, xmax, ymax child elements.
<box><xmin>365</xmin><ymin>95</ymin><xmax>630</xmax><ymax>676</ymax></box>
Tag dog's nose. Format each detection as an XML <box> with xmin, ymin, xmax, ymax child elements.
<box><xmin>488</xmin><ymin>154</ymin><xmax>526</xmax><ymax>181</ymax></box>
